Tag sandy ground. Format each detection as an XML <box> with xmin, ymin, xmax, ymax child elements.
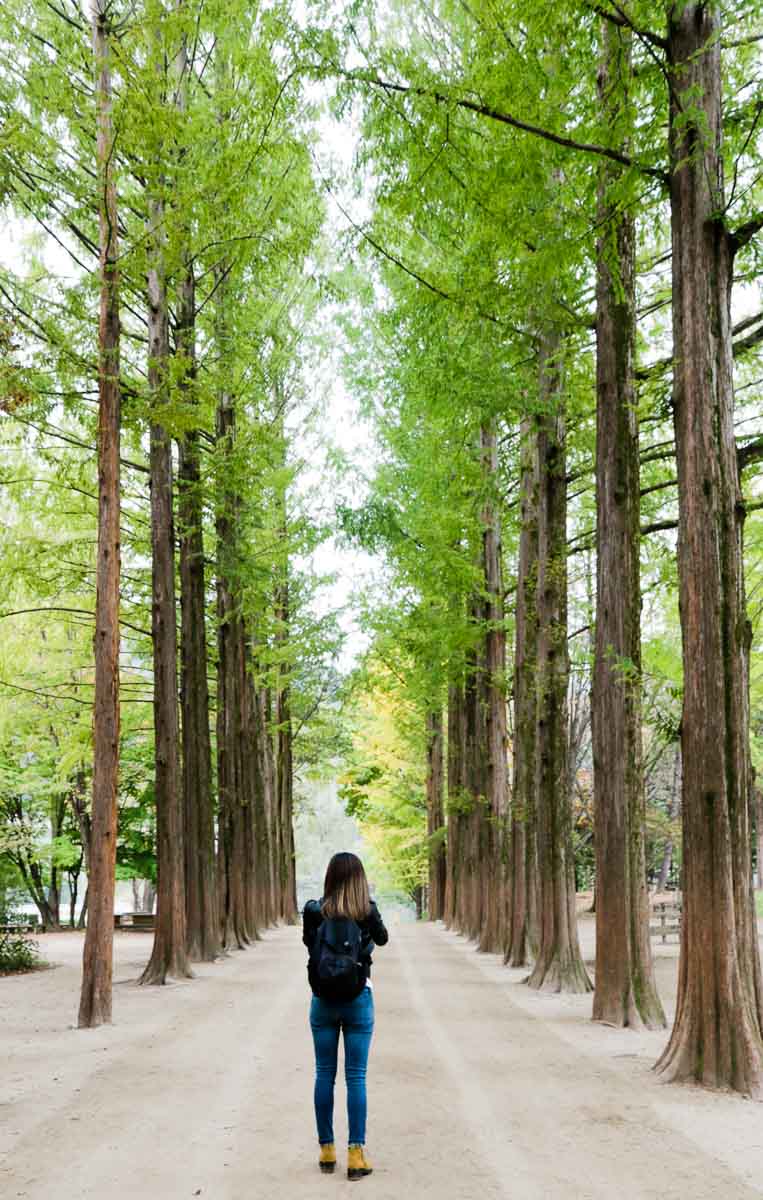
<box><xmin>2</xmin><ymin>918</ymin><xmax>763</xmax><ymax>1200</ymax></box>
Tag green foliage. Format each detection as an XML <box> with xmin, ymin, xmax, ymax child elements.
<box><xmin>0</xmin><ymin>0</ymin><xmax>344</xmax><ymax>897</ymax></box>
<box><xmin>338</xmin><ymin>657</ymin><xmax>429</xmax><ymax>898</ymax></box>
<box><xmin>1</xmin><ymin>0</ymin><xmax>762</xmax><ymax>911</ymax></box>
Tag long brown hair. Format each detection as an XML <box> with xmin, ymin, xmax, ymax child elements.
<box><xmin>322</xmin><ymin>852</ymin><xmax>371</xmax><ymax>921</ymax></box>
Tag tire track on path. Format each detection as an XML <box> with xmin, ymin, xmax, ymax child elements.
<box><xmin>419</xmin><ymin>922</ymin><xmax>762</xmax><ymax>1200</ymax></box>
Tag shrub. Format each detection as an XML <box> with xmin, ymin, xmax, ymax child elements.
<box><xmin>0</xmin><ymin>920</ymin><xmax>41</xmax><ymax>975</ymax></box>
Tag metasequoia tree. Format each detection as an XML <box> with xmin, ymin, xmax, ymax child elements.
<box><xmin>506</xmin><ymin>415</ymin><xmax>539</xmax><ymax>967</ymax></box>
<box><xmin>591</xmin><ymin>19</ymin><xmax>664</xmax><ymax>1029</ymax></box>
<box><xmin>215</xmin><ymin>284</ymin><xmax>254</xmax><ymax>950</ymax></box>
<box><xmin>425</xmin><ymin>708</ymin><xmax>446</xmax><ymax>921</ymax></box>
<box><xmin>478</xmin><ymin>422</ymin><xmax>509</xmax><ymax>954</ymax></box>
<box><xmin>173</xmin><ymin>4</ymin><xmax>220</xmax><ymax>964</ymax></box>
<box><xmin>78</xmin><ymin>0</ymin><xmax>121</xmax><ymax>1028</ymax></box>
<box><xmin>140</xmin><ymin>17</ymin><xmax>189</xmax><ymax>982</ymax></box>
<box><xmin>756</xmin><ymin>788</ymin><xmax>763</xmax><ymax>893</ymax></box>
<box><xmin>655</xmin><ymin>1</ymin><xmax>763</xmax><ymax>1094</ymax></box>
<box><xmin>444</xmin><ymin>669</ymin><xmax>466</xmax><ymax>928</ymax></box>
<box><xmin>273</xmin><ymin>398</ymin><xmax>298</xmax><ymax>923</ymax></box>
<box><xmin>527</xmin><ymin>335</ymin><xmax>591</xmax><ymax>994</ymax></box>
<box><xmin>177</xmin><ymin>255</ymin><xmax>219</xmax><ymax>961</ymax></box>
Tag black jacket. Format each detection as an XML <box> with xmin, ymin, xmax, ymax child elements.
<box><xmin>302</xmin><ymin>898</ymin><xmax>388</xmax><ymax>993</ymax></box>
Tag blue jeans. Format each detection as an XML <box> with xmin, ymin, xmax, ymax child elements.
<box><xmin>310</xmin><ymin>987</ymin><xmax>375</xmax><ymax>1146</ymax></box>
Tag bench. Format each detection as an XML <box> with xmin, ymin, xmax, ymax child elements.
<box><xmin>650</xmin><ymin>900</ymin><xmax>682</xmax><ymax>943</ymax></box>
<box><xmin>0</xmin><ymin>921</ymin><xmax>43</xmax><ymax>934</ymax></box>
<box><xmin>114</xmin><ymin>912</ymin><xmax>155</xmax><ymax>932</ymax></box>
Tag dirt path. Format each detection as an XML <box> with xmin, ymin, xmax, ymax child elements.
<box><xmin>1</xmin><ymin>922</ymin><xmax>762</xmax><ymax>1199</ymax></box>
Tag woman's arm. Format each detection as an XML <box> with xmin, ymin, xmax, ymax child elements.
<box><xmin>367</xmin><ymin>900</ymin><xmax>389</xmax><ymax>946</ymax></box>
<box><xmin>302</xmin><ymin>899</ymin><xmax>321</xmax><ymax>948</ymax></box>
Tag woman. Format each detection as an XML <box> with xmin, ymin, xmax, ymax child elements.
<box><xmin>303</xmin><ymin>851</ymin><xmax>388</xmax><ymax>1181</ymax></box>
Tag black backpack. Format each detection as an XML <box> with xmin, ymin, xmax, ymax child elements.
<box><xmin>309</xmin><ymin>915</ymin><xmax>365</xmax><ymax>1002</ymax></box>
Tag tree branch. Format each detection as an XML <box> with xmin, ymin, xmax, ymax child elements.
<box><xmin>345</xmin><ymin>71</ymin><xmax>670</xmax><ymax>183</ymax></box>
<box><xmin>729</xmin><ymin>212</ymin><xmax>763</xmax><ymax>252</ymax></box>
<box><xmin>584</xmin><ymin>1</ymin><xmax>667</xmax><ymax>48</ymax></box>
<box><xmin>637</xmin><ymin>310</ymin><xmax>763</xmax><ymax>379</ymax></box>
<box><xmin>640</xmin><ymin>518</ymin><xmax>677</xmax><ymax>536</ymax></box>
<box><xmin>0</xmin><ymin>607</ymin><xmax>152</xmax><ymax>638</ymax></box>
<box><xmin>312</xmin><ymin>150</ymin><xmax>513</xmax><ymax>328</ymax></box>
<box><xmin>738</xmin><ymin>436</ymin><xmax>763</xmax><ymax>472</ymax></box>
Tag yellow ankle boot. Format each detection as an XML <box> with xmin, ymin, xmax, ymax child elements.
<box><xmin>347</xmin><ymin>1144</ymin><xmax>373</xmax><ymax>1181</ymax></box>
<box><xmin>319</xmin><ymin>1143</ymin><xmax>336</xmax><ymax>1174</ymax></box>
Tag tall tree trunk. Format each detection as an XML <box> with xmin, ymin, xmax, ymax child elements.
<box><xmin>444</xmin><ymin>673</ymin><xmax>466</xmax><ymax>928</ymax></box>
<box><xmin>426</xmin><ymin>708</ymin><xmax>446</xmax><ymax>921</ymax></box>
<box><xmin>273</xmin><ymin>427</ymin><xmax>297</xmax><ymax>923</ymax></box>
<box><xmin>656</xmin><ymin>750</ymin><xmax>681</xmax><ymax>894</ymax></box>
<box><xmin>656</xmin><ymin>4</ymin><xmax>763</xmax><ymax>1095</ymax></box>
<box><xmin>275</xmin><ymin>670</ymin><xmax>296</xmax><ymax>922</ymax></box>
<box><xmin>78</xmin><ymin>0</ymin><xmax>121</xmax><ymax>1029</ymax></box>
<box><xmin>216</xmin><ymin>606</ymin><xmax>251</xmax><ymax>948</ymax></box>
<box><xmin>174</xmin><ymin>25</ymin><xmax>219</xmax><ymax>964</ymax></box>
<box><xmin>47</xmin><ymin>795</ymin><xmax>66</xmax><ymax>929</ymax></box>
<box><xmin>243</xmin><ymin>658</ymin><xmax>269</xmax><ymax>934</ymax></box>
<box><xmin>478</xmin><ymin>423</ymin><xmax>509</xmax><ymax>954</ymax></box>
<box><xmin>140</xmin><ymin>179</ymin><xmax>190</xmax><ymax>985</ymax></box>
<box><xmin>259</xmin><ymin>681</ymin><xmax>279</xmax><ymax>929</ymax></box>
<box><xmin>214</xmin><ymin>289</ymin><xmax>252</xmax><ymax>950</ymax></box>
<box><xmin>216</xmin><ymin>596</ymin><xmax>251</xmax><ymax>949</ymax></box>
<box><xmin>17</xmin><ymin>853</ymin><xmax>58</xmax><ymax>928</ymax></box>
<box><xmin>142</xmin><ymin>880</ymin><xmax>156</xmax><ymax>914</ymax></box>
<box><xmin>78</xmin><ymin>886</ymin><xmax>89</xmax><ymax>929</ymax></box>
<box><xmin>240</xmin><ymin>643</ymin><xmax>260</xmax><ymax>940</ymax></box>
<box><xmin>591</xmin><ymin>20</ymin><xmax>664</xmax><ymax>1030</ymax></box>
<box><xmin>527</xmin><ymin>334</ymin><xmax>592</xmax><ymax>994</ymax></box>
<box><xmin>68</xmin><ymin>858</ymin><xmax>82</xmax><ymax>927</ymax></box>
<box><xmin>462</xmin><ymin>598</ymin><xmax>487</xmax><ymax>941</ymax></box>
<box><xmin>177</xmin><ymin>265</ymin><xmax>219</xmax><ymax>961</ymax></box>
<box><xmin>755</xmin><ymin>788</ymin><xmax>763</xmax><ymax>892</ymax></box>
<box><xmin>506</xmin><ymin>416</ymin><xmax>539</xmax><ymax>968</ymax></box>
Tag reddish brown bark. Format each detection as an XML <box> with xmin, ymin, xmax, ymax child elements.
<box><xmin>241</xmin><ymin>645</ymin><xmax>271</xmax><ymax>936</ymax></box>
<box><xmin>756</xmin><ymin>789</ymin><xmax>763</xmax><ymax>893</ymax></box>
<box><xmin>591</xmin><ymin>20</ymin><xmax>664</xmax><ymax>1030</ymax></box>
<box><xmin>478</xmin><ymin>423</ymin><xmax>509</xmax><ymax>954</ymax></box>
<box><xmin>273</xmin><ymin>431</ymin><xmax>297</xmax><ymax>924</ymax></box>
<box><xmin>214</xmin><ymin>303</ymin><xmax>255</xmax><ymax>949</ymax></box>
<box><xmin>216</xmin><ymin>608</ymin><xmax>251</xmax><ymax>949</ymax></box>
<box><xmin>656</xmin><ymin>752</ymin><xmax>680</xmax><ymax>894</ymax></box>
<box><xmin>216</xmin><ymin>593</ymin><xmax>252</xmax><ymax>948</ymax></box>
<box><xmin>254</xmin><ymin>678</ymin><xmax>278</xmax><ymax>930</ymax></box>
<box><xmin>140</xmin><ymin>188</ymin><xmax>190</xmax><ymax>986</ymax></box>
<box><xmin>78</xmin><ymin>0</ymin><xmax>120</xmax><ymax>1029</ymax></box>
<box><xmin>460</xmin><ymin>600</ymin><xmax>488</xmax><ymax>940</ymax></box>
<box><xmin>275</xmin><ymin>666</ymin><xmax>297</xmax><ymax>922</ymax></box>
<box><xmin>443</xmin><ymin>674</ymin><xmax>466</xmax><ymax>928</ymax></box>
<box><xmin>177</xmin><ymin>264</ymin><xmax>219</xmax><ymax>962</ymax></box>
<box><xmin>527</xmin><ymin>334</ymin><xmax>592</xmax><ymax>995</ymax></box>
<box><xmin>656</xmin><ymin>3</ymin><xmax>763</xmax><ymax>1095</ymax></box>
<box><xmin>174</xmin><ymin>26</ymin><xmax>219</xmax><ymax>964</ymax></box>
<box><xmin>426</xmin><ymin>708</ymin><xmax>446</xmax><ymax>921</ymax></box>
<box><xmin>241</xmin><ymin>645</ymin><xmax>262</xmax><ymax>939</ymax></box>
<box><xmin>506</xmin><ymin>416</ymin><xmax>539</xmax><ymax>967</ymax></box>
